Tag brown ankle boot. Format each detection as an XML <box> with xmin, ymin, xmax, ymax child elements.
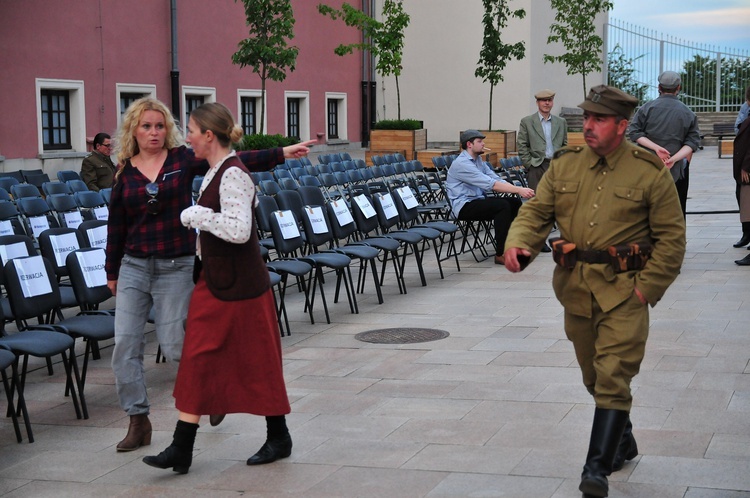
<box><xmin>117</xmin><ymin>414</ymin><xmax>152</xmax><ymax>452</ymax></box>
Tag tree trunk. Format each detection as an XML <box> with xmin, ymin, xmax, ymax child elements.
<box><xmin>395</xmin><ymin>74</ymin><xmax>401</xmax><ymax>121</ymax></box>
<box><xmin>260</xmin><ymin>67</ymin><xmax>267</xmax><ymax>135</ymax></box>
<box><xmin>488</xmin><ymin>84</ymin><xmax>495</xmax><ymax>130</ymax></box>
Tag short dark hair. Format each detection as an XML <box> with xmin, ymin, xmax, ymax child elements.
<box><xmin>93</xmin><ymin>132</ymin><xmax>111</xmax><ymax>148</ymax></box>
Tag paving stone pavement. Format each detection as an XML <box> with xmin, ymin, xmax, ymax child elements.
<box><xmin>0</xmin><ymin>146</ymin><xmax>748</xmax><ymax>497</ymax></box>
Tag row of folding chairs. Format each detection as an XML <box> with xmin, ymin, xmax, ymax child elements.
<box><xmin>0</xmin><ymin>229</ymin><xmax>116</xmax><ymax>442</ymax></box>
<box><xmin>0</xmin><ymin>176</ymin><xmax>94</xmax><ymax>200</ymax></box>
<box><xmin>317</xmin><ymin>152</ymin><xmax>353</xmax><ymax>164</ymax></box>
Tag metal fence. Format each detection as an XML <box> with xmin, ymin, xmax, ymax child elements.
<box><xmin>607</xmin><ymin>18</ymin><xmax>750</xmax><ymax>112</ymax></box>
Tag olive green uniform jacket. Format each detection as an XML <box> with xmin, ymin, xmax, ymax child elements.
<box><xmin>81</xmin><ymin>151</ymin><xmax>116</xmax><ymax>192</ymax></box>
<box><xmin>505</xmin><ymin>139</ymin><xmax>686</xmax><ymax>318</ymax></box>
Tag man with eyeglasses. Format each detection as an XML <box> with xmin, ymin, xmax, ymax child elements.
<box><xmin>81</xmin><ymin>132</ymin><xmax>117</xmax><ymax>191</ymax></box>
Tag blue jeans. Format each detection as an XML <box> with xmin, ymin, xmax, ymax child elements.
<box><xmin>111</xmin><ymin>254</ymin><xmax>194</xmax><ymax>415</ymax></box>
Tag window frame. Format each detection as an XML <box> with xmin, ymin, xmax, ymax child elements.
<box><xmin>238</xmin><ymin>89</ymin><xmax>265</xmax><ymax>135</ymax></box>
<box><xmin>116</xmin><ymin>83</ymin><xmax>156</xmax><ymax>126</ymax></box>
<box><xmin>284</xmin><ymin>91</ymin><xmax>309</xmax><ymax>141</ymax></box>
<box><xmin>35</xmin><ymin>78</ymin><xmax>86</xmax><ymax>156</ymax></box>
<box><xmin>325</xmin><ymin>92</ymin><xmax>348</xmax><ymax>142</ymax></box>
<box><xmin>181</xmin><ymin>86</ymin><xmax>216</xmax><ymax>129</ymax></box>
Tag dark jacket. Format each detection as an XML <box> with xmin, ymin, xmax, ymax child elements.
<box><xmin>734</xmin><ymin>116</ymin><xmax>750</xmax><ymax>184</ymax></box>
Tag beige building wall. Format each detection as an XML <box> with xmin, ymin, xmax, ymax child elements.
<box><xmin>374</xmin><ymin>0</ymin><xmax>608</xmax><ymax>145</ymax></box>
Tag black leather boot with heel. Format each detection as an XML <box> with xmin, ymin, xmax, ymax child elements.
<box><xmin>579</xmin><ymin>408</ymin><xmax>629</xmax><ymax>497</ymax></box>
<box><xmin>142</xmin><ymin>420</ymin><xmax>199</xmax><ymax>474</ymax></box>
<box><xmin>247</xmin><ymin>415</ymin><xmax>292</xmax><ymax>465</ymax></box>
<box><xmin>612</xmin><ymin>417</ymin><xmax>638</xmax><ymax>472</ymax></box>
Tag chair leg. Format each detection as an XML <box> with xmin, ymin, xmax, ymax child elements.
<box><xmin>2</xmin><ymin>368</ymin><xmax>23</xmax><ymax>443</ymax></box>
<box><xmin>368</xmin><ymin>258</ymin><xmax>384</xmax><ymax>304</ymax></box>
<box><xmin>61</xmin><ymin>348</ymin><xmax>87</xmax><ymax>420</ymax></box>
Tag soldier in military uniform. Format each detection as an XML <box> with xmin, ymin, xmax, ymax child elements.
<box><xmin>504</xmin><ymin>85</ymin><xmax>686</xmax><ymax>498</ymax></box>
<box><xmin>81</xmin><ymin>132</ymin><xmax>116</xmax><ymax>191</ymax></box>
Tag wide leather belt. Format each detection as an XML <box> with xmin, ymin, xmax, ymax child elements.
<box><xmin>575</xmin><ymin>249</ymin><xmax>610</xmax><ymax>264</ymax></box>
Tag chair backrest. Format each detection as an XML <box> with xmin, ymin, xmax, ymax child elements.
<box><xmin>57</xmin><ymin>170</ymin><xmax>82</xmax><ymax>183</ymax></box>
<box><xmin>255</xmin><ymin>195</ymin><xmax>279</xmax><ymax>234</ymax></box>
<box><xmin>10</xmin><ymin>183</ymin><xmax>41</xmax><ymax>200</ymax></box>
<box><xmin>383</xmin><ymin>154</ymin><xmax>397</xmax><ymax>165</ymax></box>
<box><xmin>298</xmin><ymin>175</ymin><xmax>322</xmax><ymax>188</ymax></box>
<box><xmin>330</xmin><ymin>162</ymin><xmax>346</xmax><ymax>173</ymax></box>
<box><xmin>326</xmin><ymin>199</ymin><xmax>357</xmax><ymax>241</ymax></box>
<box><xmin>346</xmin><ymin>169</ymin><xmax>364</xmax><ymax>184</ymax></box>
<box><xmin>66</xmin><ymin>179</ymin><xmax>89</xmax><ymax>193</ymax></box>
<box><xmin>370</xmin><ymin>165</ymin><xmax>384</xmax><ymax>179</ymax></box>
<box><xmin>299</xmin><ymin>203</ymin><xmax>334</xmax><ymax>249</ymax></box>
<box><xmin>317</xmin><ymin>164</ymin><xmax>332</xmax><ymax>175</ymax></box>
<box><xmin>0</xmin><ymin>234</ymin><xmax>36</xmax><ymax>269</ymax></box>
<box><xmin>77</xmin><ymin>219</ymin><xmax>108</xmax><ymax>249</ymax></box>
<box><xmin>304</xmin><ymin>165</ymin><xmax>319</xmax><ymax>177</ymax></box>
<box><xmin>0</xmin><ymin>188</ymin><xmax>11</xmax><ymax>203</ymax></box>
<box><xmin>359</xmin><ymin>167</ymin><xmax>375</xmax><ymax>182</ymax></box>
<box><xmin>0</xmin><ymin>171</ymin><xmax>25</xmax><ymax>183</ymax></box>
<box><xmin>278</xmin><ymin>177</ymin><xmax>300</xmax><ymax>191</ymax></box>
<box><xmin>66</xmin><ymin>247</ymin><xmax>113</xmax><ymax>307</ymax></box>
<box><xmin>274</xmin><ymin>169</ymin><xmax>292</xmax><ymax>180</ymax></box>
<box><xmin>299</xmin><ymin>157</ymin><xmax>313</xmax><ymax>167</ymax></box>
<box><xmin>268</xmin><ymin>209</ymin><xmax>304</xmax><ymax>256</ymax></box>
<box><xmin>394</xmin><ymin>153</ymin><xmax>406</xmax><ymax>163</ymax></box>
<box><xmin>47</xmin><ymin>193</ymin><xmax>83</xmax><ymax>229</ymax></box>
<box><xmin>24</xmin><ymin>173</ymin><xmax>51</xmax><ymax>190</ymax></box>
<box><xmin>256</xmin><ymin>171</ymin><xmax>275</xmax><ymax>183</ymax></box>
<box><xmin>371</xmin><ymin>192</ymin><xmax>400</xmax><ymax>231</ymax></box>
<box><xmin>342</xmin><ymin>160</ymin><xmax>357</xmax><ymax>171</ymax></box>
<box><xmin>3</xmin><ymin>255</ymin><xmax>60</xmax><ymax>322</ymax></box>
<box><xmin>340</xmin><ymin>152</ymin><xmax>353</xmax><ymax>162</ymax></box>
<box><xmin>0</xmin><ymin>202</ymin><xmax>26</xmax><ymax>236</ymax></box>
<box><xmin>74</xmin><ymin>191</ymin><xmax>108</xmax><ymax>221</ymax></box>
<box><xmin>371</xmin><ymin>155</ymin><xmax>384</xmax><ymax>166</ymax></box>
<box><xmin>298</xmin><ymin>185</ymin><xmax>327</xmax><ymax>208</ymax></box>
<box><xmin>258</xmin><ymin>180</ymin><xmax>281</xmax><ymax>196</ymax></box>
<box><xmin>42</xmin><ymin>181</ymin><xmax>72</xmax><ymax>197</ymax></box>
<box><xmin>289</xmin><ymin>167</ymin><xmax>306</xmax><ymax>180</ymax></box>
<box><xmin>334</xmin><ymin>171</ymin><xmax>349</xmax><ymax>187</ymax></box>
<box><xmin>17</xmin><ymin>198</ymin><xmax>60</xmax><ymax>239</ymax></box>
<box><xmin>285</xmin><ymin>158</ymin><xmax>302</xmax><ymax>170</ymax></box>
<box><xmin>38</xmin><ymin>227</ymin><xmax>86</xmax><ymax>277</ymax></box>
<box><xmin>275</xmin><ymin>189</ymin><xmax>306</xmax><ymax>222</ymax></box>
<box><xmin>349</xmin><ymin>192</ymin><xmax>380</xmax><ymax>235</ymax></box>
<box><xmin>391</xmin><ymin>185</ymin><xmax>420</xmax><ymax>224</ymax></box>
<box><xmin>100</xmin><ymin>187</ymin><xmax>113</xmax><ymax>205</ymax></box>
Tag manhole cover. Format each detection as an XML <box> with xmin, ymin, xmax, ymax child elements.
<box><xmin>355</xmin><ymin>327</ymin><xmax>450</xmax><ymax>344</ymax></box>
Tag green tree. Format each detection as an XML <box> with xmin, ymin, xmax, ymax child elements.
<box><xmin>679</xmin><ymin>54</ymin><xmax>750</xmax><ymax>111</ymax></box>
<box><xmin>475</xmin><ymin>0</ymin><xmax>526</xmax><ymax>130</ymax></box>
<box><xmin>544</xmin><ymin>0</ymin><xmax>613</xmax><ymax>98</ymax></box>
<box><xmin>232</xmin><ymin>0</ymin><xmax>299</xmax><ymax>135</ymax></box>
<box><xmin>318</xmin><ymin>0</ymin><xmax>410</xmax><ymax>120</ymax></box>
<box><xmin>607</xmin><ymin>44</ymin><xmax>648</xmax><ymax>105</ymax></box>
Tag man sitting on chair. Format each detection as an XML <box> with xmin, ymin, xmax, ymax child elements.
<box><xmin>446</xmin><ymin>130</ymin><xmax>534</xmax><ymax>265</ymax></box>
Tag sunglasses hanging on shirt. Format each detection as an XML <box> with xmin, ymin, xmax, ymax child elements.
<box><xmin>145</xmin><ymin>182</ymin><xmax>160</xmax><ymax>215</ymax></box>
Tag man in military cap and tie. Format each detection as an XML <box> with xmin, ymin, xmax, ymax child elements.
<box><xmin>504</xmin><ymin>85</ymin><xmax>686</xmax><ymax>497</ymax></box>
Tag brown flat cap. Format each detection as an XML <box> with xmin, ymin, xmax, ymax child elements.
<box><xmin>578</xmin><ymin>85</ymin><xmax>638</xmax><ymax>119</ymax></box>
<box><xmin>535</xmin><ymin>89</ymin><xmax>555</xmax><ymax>100</ymax></box>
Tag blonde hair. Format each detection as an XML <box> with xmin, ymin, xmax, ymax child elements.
<box><xmin>189</xmin><ymin>102</ymin><xmax>244</xmax><ymax>147</ymax></box>
<box><xmin>115</xmin><ymin>97</ymin><xmax>183</xmax><ymax>167</ymax></box>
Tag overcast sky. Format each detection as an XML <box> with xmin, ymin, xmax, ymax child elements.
<box><xmin>610</xmin><ymin>0</ymin><xmax>750</xmax><ymax>53</ymax></box>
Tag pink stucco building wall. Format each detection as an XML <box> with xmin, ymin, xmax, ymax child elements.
<box><xmin>0</xmin><ymin>0</ymin><xmax>363</xmax><ymax>171</ymax></box>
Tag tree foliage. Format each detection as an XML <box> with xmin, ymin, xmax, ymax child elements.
<box><xmin>318</xmin><ymin>0</ymin><xmax>410</xmax><ymax>120</ymax></box>
<box><xmin>475</xmin><ymin>0</ymin><xmax>526</xmax><ymax>130</ymax></box>
<box><xmin>544</xmin><ymin>0</ymin><xmax>613</xmax><ymax>98</ymax></box>
<box><xmin>232</xmin><ymin>0</ymin><xmax>299</xmax><ymax>135</ymax></box>
<box><xmin>679</xmin><ymin>54</ymin><xmax>750</xmax><ymax>112</ymax></box>
<box><xmin>607</xmin><ymin>44</ymin><xmax>649</xmax><ymax>105</ymax></box>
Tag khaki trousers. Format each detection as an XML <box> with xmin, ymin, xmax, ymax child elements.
<box><xmin>564</xmin><ymin>291</ymin><xmax>649</xmax><ymax>411</ymax></box>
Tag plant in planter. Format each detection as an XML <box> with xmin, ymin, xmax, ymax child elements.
<box><xmin>475</xmin><ymin>0</ymin><xmax>526</xmax><ymax>131</ymax></box>
<box><xmin>235</xmin><ymin>134</ymin><xmax>299</xmax><ymax>151</ymax></box>
<box><xmin>544</xmin><ymin>0</ymin><xmax>613</xmax><ymax>98</ymax></box>
<box><xmin>318</xmin><ymin>0</ymin><xmax>410</xmax><ymax>119</ymax></box>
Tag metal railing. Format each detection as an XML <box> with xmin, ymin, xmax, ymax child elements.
<box><xmin>607</xmin><ymin>18</ymin><xmax>750</xmax><ymax>112</ymax></box>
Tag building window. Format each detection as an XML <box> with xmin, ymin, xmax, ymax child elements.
<box><xmin>241</xmin><ymin>96</ymin><xmax>257</xmax><ymax>135</ymax></box>
<box><xmin>325</xmin><ymin>93</ymin><xmax>347</xmax><ymax>142</ymax></box>
<box><xmin>185</xmin><ymin>95</ymin><xmax>205</xmax><ymax>126</ymax></box>
<box><xmin>287</xmin><ymin>98</ymin><xmax>300</xmax><ymax>139</ymax></box>
<box><xmin>120</xmin><ymin>92</ymin><xmax>145</xmax><ymax>117</ymax></box>
<box><xmin>41</xmin><ymin>90</ymin><xmax>71</xmax><ymax>150</ymax></box>
<box><xmin>327</xmin><ymin>99</ymin><xmax>339</xmax><ymax>139</ymax></box>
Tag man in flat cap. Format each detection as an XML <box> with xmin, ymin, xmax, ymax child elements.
<box><xmin>446</xmin><ymin>129</ymin><xmax>534</xmax><ymax>265</ymax></box>
<box><xmin>517</xmin><ymin>89</ymin><xmax>568</xmax><ymax>192</ymax></box>
<box><xmin>628</xmin><ymin>70</ymin><xmax>701</xmax><ymax>219</ymax></box>
<box><xmin>504</xmin><ymin>85</ymin><xmax>686</xmax><ymax>497</ymax></box>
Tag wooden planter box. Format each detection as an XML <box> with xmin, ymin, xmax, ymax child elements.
<box><xmin>719</xmin><ymin>139</ymin><xmax>734</xmax><ymax>159</ymax></box>
<box><xmin>460</xmin><ymin>130</ymin><xmax>516</xmax><ymax>164</ymax></box>
<box><xmin>370</xmin><ymin>129</ymin><xmax>427</xmax><ymax>154</ymax></box>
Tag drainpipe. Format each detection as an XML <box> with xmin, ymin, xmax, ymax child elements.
<box><xmin>170</xmin><ymin>0</ymin><xmax>181</xmax><ymax>124</ymax></box>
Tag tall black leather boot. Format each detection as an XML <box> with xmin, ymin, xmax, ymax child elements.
<box><xmin>142</xmin><ymin>420</ymin><xmax>199</xmax><ymax>474</ymax></box>
<box><xmin>612</xmin><ymin>417</ymin><xmax>638</xmax><ymax>472</ymax></box>
<box><xmin>579</xmin><ymin>408</ymin><xmax>629</xmax><ymax>497</ymax></box>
